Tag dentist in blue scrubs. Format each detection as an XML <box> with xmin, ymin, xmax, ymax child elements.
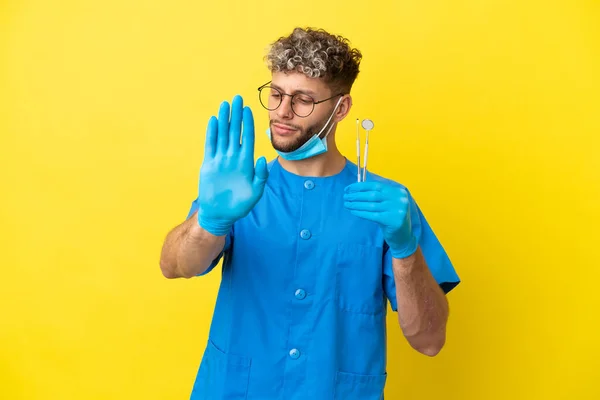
<box><xmin>160</xmin><ymin>27</ymin><xmax>460</xmax><ymax>400</ymax></box>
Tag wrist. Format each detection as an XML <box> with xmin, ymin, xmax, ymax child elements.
<box><xmin>390</xmin><ymin>235</ymin><xmax>418</xmax><ymax>259</ymax></box>
<box><xmin>196</xmin><ymin>214</ymin><xmax>232</xmax><ymax>237</ymax></box>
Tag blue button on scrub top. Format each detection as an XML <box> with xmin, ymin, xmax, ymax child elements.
<box><xmin>294</xmin><ymin>289</ymin><xmax>306</xmax><ymax>300</ymax></box>
<box><xmin>289</xmin><ymin>348</ymin><xmax>301</xmax><ymax>359</ymax></box>
<box><xmin>186</xmin><ymin>158</ymin><xmax>460</xmax><ymax>400</ymax></box>
<box><xmin>304</xmin><ymin>179</ymin><xmax>315</xmax><ymax>190</ymax></box>
<box><xmin>299</xmin><ymin>229</ymin><xmax>311</xmax><ymax>240</ymax></box>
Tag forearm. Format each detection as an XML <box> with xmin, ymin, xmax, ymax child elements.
<box><xmin>159</xmin><ymin>212</ymin><xmax>226</xmax><ymax>279</ymax></box>
<box><xmin>393</xmin><ymin>247</ymin><xmax>449</xmax><ymax>356</ymax></box>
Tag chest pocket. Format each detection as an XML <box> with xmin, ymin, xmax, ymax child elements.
<box><xmin>335</xmin><ymin>243</ymin><xmax>385</xmax><ymax>315</ymax></box>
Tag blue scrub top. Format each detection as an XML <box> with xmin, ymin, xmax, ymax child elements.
<box><xmin>186</xmin><ymin>158</ymin><xmax>460</xmax><ymax>400</ymax></box>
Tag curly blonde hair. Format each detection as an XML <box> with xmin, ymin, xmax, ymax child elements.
<box><xmin>264</xmin><ymin>27</ymin><xmax>362</xmax><ymax>94</ymax></box>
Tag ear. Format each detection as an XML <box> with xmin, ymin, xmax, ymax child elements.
<box><xmin>333</xmin><ymin>95</ymin><xmax>353</xmax><ymax>123</ymax></box>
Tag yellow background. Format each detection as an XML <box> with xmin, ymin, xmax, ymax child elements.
<box><xmin>1</xmin><ymin>0</ymin><xmax>599</xmax><ymax>399</ymax></box>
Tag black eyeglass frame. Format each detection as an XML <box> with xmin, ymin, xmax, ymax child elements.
<box><xmin>257</xmin><ymin>81</ymin><xmax>345</xmax><ymax>118</ymax></box>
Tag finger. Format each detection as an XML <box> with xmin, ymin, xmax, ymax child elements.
<box><xmin>204</xmin><ymin>116</ymin><xmax>218</xmax><ymax>159</ymax></box>
<box><xmin>343</xmin><ymin>191</ymin><xmax>384</xmax><ymax>202</ymax></box>
<box><xmin>228</xmin><ymin>95</ymin><xmax>243</xmax><ymax>152</ymax></box>
<box><xmin>344</xmin><ymin>181</ymin><xmax>383</xmax><ymax>193</ymax></box>
<box><xmin>252</xmin><ymin>156</ymin><xmax>269</xmax><ymax>190</ymax></box>
<box><xmin>348</xmin><ymin>209</ymin><xmax>386</xmax><ymax>224</ymax></box>
<box><xmin>217</xmin><ymin>101</ymin><xmax>230</xmax><ymax>153</ymax></box>
<box><xmin>241</xmin><ymin>106</ymin><xmax>255</xmax><ymax>160</ymax></box>
<box><xmin>344</xmin><ymin>201</ymin><xmax>384</xmax><ymax>212</ymax></box>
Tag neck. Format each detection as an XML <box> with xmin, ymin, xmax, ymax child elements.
<box><xmin>277</xmin><ymin>135</ymin><xmax>346</xmax><ymax>177</ymax></box>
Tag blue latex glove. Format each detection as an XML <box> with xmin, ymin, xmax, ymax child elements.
<box><xmin>197</xmin><ymin>95</ymin><xmax>269</xmax><ymax>236</ymax></box>
<box><xmin>343</xmin><ymin>181</ymin><xmax>418</xmax><ymax>259</ymax></box>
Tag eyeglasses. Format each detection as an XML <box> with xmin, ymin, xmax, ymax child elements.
<box><xmin>257</xmin><ymin>81</ymin><xmax>344</xmax><ymax>118</ymax></box>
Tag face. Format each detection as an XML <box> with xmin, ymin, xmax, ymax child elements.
<box><xmin>266</xmin><ymin>72</ymin><xmax>348</xmax><ymax>153</ymax></box>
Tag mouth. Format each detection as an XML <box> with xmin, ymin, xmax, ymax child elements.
<box><xmin>272</xmin><ymin>123</ymin><xmax>298</xmax><ymax>136</ymax></box>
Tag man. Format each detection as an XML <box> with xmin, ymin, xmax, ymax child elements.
<box><xmin>160</xmin><ymin>27</ymin><xmax>460</xmax><ymax>400</ymax></box>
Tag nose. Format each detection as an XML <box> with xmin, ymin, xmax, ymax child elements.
<box><xmin>276</xmin><ymin>95</ymin><xmax>294</xmax><ymax>120</ymax></box>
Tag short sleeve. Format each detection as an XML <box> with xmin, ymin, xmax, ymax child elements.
<box><xmin>383</xmin><ymin>192</ymin><xmax>460</xmax><ymax>311</ymax></box>
<box><xmin>186</xmin><ymin>198</ymin><xmax>233</xmax><ymax>276</ymax></box>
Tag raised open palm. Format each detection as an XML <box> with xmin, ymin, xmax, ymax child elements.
<box><xmin>197</xmin><ymin>95</ymin><xmax>269</xmax><ymax>236</ymax></box>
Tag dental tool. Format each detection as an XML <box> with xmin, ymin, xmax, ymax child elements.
<box><xmin>360</xmin><ymin>119</ymin><xmax>374</xmax><ymax>182</ymax></box>
<box><xmin>356</xmin><ymin>119</ymin><xmax>361</xmax><ymax>182</ymax></box>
